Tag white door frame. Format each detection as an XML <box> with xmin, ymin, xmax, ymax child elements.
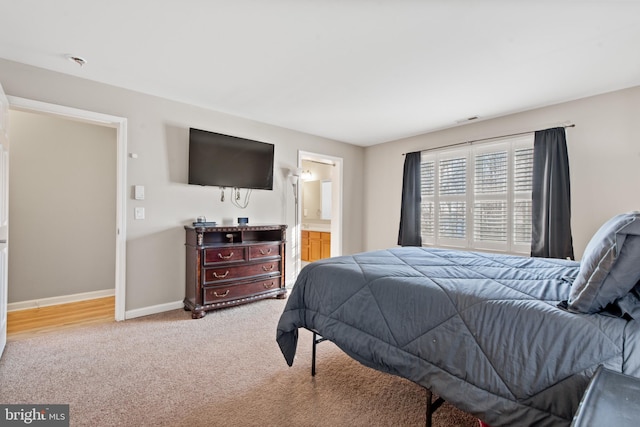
<box><xmin>0</xmin><ymin>83</ymin><xmax>9</xmax><ymax>357</ymax></box>
<box><xmin>8</xmin><ymin>96</ymin><xmax>127</xmax><ymax>321</ymax></box>
<box><xmin>297</xmin><ymin>150</ymin><xmax>343</xmax><ymax>266</ymax></box>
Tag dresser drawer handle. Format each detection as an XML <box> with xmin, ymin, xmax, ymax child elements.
<box><xmin>213</xmin><ymin>271</ymin><xmax>229</xmax><ymax>279</ymax></box>
<box><xmin>262</xmin><ymin>264</ymin><xmax>274</xmax><ymax>272</ymax></box>
<box><xmin>213</xmin><ymin>289</ymin><xmax>230</xmax><ymax>298</ymax></box>
<box><xmin>259</xmin><ymin>248</ymin><xmax>272</xmax><ymax>255</ymax></box>
<box><xmin>263</xmin><ymin>282</ymin><xmax>275</xmax><ymax>289</ymax></box>
<box><xmin>218</xmin><ymin>252</ymin><xmax>234</xmax><ymax>260</ymax></box>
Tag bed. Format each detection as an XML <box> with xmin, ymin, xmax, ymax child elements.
<box><xmin>276</xmin><ymin>212</ymin><xmax>640</xmax><ymax>426</ymax></box>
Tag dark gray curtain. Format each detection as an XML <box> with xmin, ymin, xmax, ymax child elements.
<box><xmin>398</xmin><ymin>151</ymin><xmax>422</xmax><ymax>246</ymax></box>
<box><xmin>531</xmin><ymin>127</ymin><xmax>574</xmax><ymax>259</ymax></box>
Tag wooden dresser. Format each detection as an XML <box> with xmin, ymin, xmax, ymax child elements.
<box><xmin>184</xmin><ymin>224</ymin><xmax>287</xmax><ymax>318</ymax></box>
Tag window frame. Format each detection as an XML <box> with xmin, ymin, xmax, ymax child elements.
<box><xmin>420</xmin><ymin>134</ymin><xmax>534</xmax><ymax>255</ymax></box>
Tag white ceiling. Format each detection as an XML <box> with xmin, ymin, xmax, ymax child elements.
<box><xmin>1</xmin><ymin>1</ymin><xmax>639</xmax><ymax>146</ymax></box>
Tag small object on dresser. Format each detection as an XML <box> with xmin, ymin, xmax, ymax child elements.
<box><xmin>238</xmin><ymin>217</ymin><xmax>249</xmax><ymax>225</ymax></box>
<box><xmin>193</xmin><ymin>221</ymin><xmax>217</xmax><ymax>227</ymax></box>
<box><xmin>197</xmin><ymin>216</ymin><xmax>206</xmax><ymax>223</ymax></box>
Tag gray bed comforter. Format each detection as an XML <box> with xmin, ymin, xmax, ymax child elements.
<box><xmin>276</xmin><ymin>247</ymin><xmax>640</xmax><ymax>426</ymax></box>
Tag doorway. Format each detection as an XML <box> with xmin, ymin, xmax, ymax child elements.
<box><xmin>297</xmin><ymin>151</ymin><xmax>343</xmax><ymax>274</ymax></box>
<box><xmin>7</xmin><ymin>97</ymin><xmax>127</xmax><ymax>321</ymax></box>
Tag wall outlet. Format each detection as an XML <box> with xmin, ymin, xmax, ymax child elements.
<box><xmin>134</xmin><ymin>207</ymin><xmax>145</xmax><ymax>220</ymax></box>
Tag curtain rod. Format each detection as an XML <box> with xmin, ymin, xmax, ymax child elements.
<box><xmin>402</xmin><ymin>123</ymin><xmax>575</xmax><ymax>155</ymax></box>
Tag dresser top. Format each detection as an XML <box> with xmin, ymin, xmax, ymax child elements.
<box><xmin>184</xmin><ymin>224</ymin><xmax>287</xmax><ymax>232</ymax></box>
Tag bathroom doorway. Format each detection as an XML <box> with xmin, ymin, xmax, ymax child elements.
<box><xmin>297</xmin><ymin>151</ymin><xmax>343</xmax><ymax>273</ymax></box>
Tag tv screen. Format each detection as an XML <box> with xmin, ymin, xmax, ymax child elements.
<box><xmin>188</xmin><ymin>128</ymin><xmax>274</xmax><ymax>190</ymax></box>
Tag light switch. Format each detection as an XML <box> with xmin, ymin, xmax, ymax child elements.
<box><xmin>134</xmin><ymin>185</ymin><xmax>145</xmax><ymax>200</ymax></box>
<box><xmin>134</xmin><ymin>207</ymin><xmax>145</xmax><ymax>220</ymax></box>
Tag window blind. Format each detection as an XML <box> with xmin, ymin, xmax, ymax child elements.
<box><xmin>473</xmin><ymin>150</ymin><xmax>508</xmax><ymax>243</ymax></box>
<box><xmin>420</xmin><ymin>160</ymin><xmax>435</xmax><ymax>239</ymax></box>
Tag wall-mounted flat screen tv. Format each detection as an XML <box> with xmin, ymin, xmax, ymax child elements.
<box><xmin>188</xmin><ymin>128</ymin><xmax>274</xmax><ymax>190</ymax></box>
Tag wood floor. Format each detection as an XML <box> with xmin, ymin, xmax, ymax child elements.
<box><xmin>6</xmin><ymin>296</ymin><xmax>115</xmax><ymax>341</ymax></box>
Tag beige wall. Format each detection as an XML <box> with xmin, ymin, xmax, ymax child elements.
<box><xmin>3</xmin><ymin>56</ymin><xmax>638</xmax><ymax>312</ymax></box>
<box><xmin>364</xmin><ymin>86</ymin><xmax>640</xmax><ymax>260</ymax></box>
<box><xmin>0</xmin><ymin>58</ymin><xmax>365</xmax><ymax>312</ymax></box>
<box><xmin>8</xmin><ymin>110</ymin><xmax>116</xmax><ymax>302</ymax></box>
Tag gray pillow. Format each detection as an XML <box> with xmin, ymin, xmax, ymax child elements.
<box><xmin>568</xmin><ymin>211</ymin><xmax>640</xmax><ymax>314</ymax></box>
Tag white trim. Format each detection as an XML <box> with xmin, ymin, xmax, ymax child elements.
<box><xmin>6</xmin><ymin>96</ymin><xmax>128</xmax><ymax>321</ymax></box>
<box><xmin>8</xmin><ymin>289</ymin><xmax>115</xmax><ymax>312</ymax></box>
<box><xmin>125</xmin><ymin>301</ymin><xmax>185</xmax><ymax>320</ymax></box>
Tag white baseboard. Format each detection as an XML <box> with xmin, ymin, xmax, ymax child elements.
<box><xmin>8</xmin><ymin>289</ymin><xmax>116</xmax><ymax>312</ymax></box>
<box><xmin>124</xmin><ymin>300</ymin><xmax>185</xmax><ymax>320</ymax></box>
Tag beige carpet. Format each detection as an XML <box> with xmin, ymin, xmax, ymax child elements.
<box><xmin>0</xmin><ymin>297</ymin><xmax>479</xmax><ymax>426</ymax></box>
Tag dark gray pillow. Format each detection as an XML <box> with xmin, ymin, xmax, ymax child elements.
<box><xmin>614</xmin><ymin>281</ymin><xmax>640</xmax><ymax>319</ymax></box>
<box><xmin>568</xmin><ymin>211</ymin><xmax>640</xmax><ymax>314</ymax></box>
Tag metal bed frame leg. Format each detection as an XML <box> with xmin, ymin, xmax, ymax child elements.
<box><xmin>309</xmin><ymin>328</ymin><xmax>445</xmax><ymax>426</ymax></box>
<box><xmin>311</xmin><ymin>331</ymin><xmax>327</xmax><ymax>376</ymax></box>
<box><xmin>425</xmin><ymin>389</ymin><xmax>444</xmax><ymax>427</ymax></box>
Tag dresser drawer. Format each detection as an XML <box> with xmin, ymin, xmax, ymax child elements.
<box><xmin>203</xmin><ymin>247</ymin><xmax>246</xmax><ymax>265</ymax></box>
<box><xmin>249</xmin><ymin>243</ymin><xmax>281</xmax><ymax>260</ymax></box>
<box><xmin>203</xmin><ymin>277</ymin><xmax>282</xmax><ymax>304</ymax></box>
<box><xmin>203</xmin><ymin>260</ymin><xmax>281</xmax><ymax>284</ymax></box>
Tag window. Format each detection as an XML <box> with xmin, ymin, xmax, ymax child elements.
<box><xmin>420</xmin><ymin>134</ymin><xmax>534</xmax><ymax>254</ymax></box>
